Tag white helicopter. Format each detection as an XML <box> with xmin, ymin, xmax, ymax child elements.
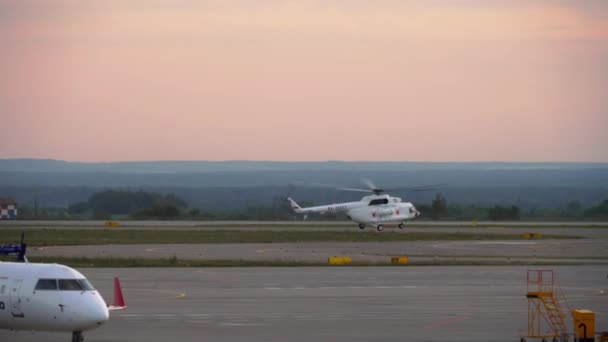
<box><xmin>287</xmin><ymin>179</ymin><xmax>439</xmax><ymax>231</ymax></box>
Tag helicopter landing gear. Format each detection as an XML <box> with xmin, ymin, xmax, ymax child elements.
<box><xmin>376</xmin><ymin>225</ymin><xmax>384</xmax><ymax>232</ymax></box>
<box><xmin>358</xmin><ymin>223</ymin><xmax>365</xmax><ymax>230</ymax></box>
<box><xmin>72</xmin><ymin>332</ymin><xmax>84</xmax><ymax>342</ymax></box>
<box><xmin>398</xmin><ymin>223</ymin><xmax>405</xmax><ymax>229</ymax></box>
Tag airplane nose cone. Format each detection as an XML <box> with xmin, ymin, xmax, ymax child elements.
<box><xmin>415</xmin><ymin>210</ymin><xmax>421</xmax><ymax>217</ymax></box>
<box><xmin>81</xmin><ymin>302</ymin><xmax>110</xmax><ymax>328</ymax></box>
<box><xmin>95</xmin><ymin>305</ymin><xmax>110</xmax><ymax>325</ymax></box>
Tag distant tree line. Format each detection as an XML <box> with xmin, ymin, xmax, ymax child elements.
<box><xmin>12</xmin><ymin>190</ymin><xmax>608</xmax><ymax>221</ymax></box>
<box><xmin>413</xmin><ymin>195</ymin><xmax>608</xmax><ymax>221</ymax></box>
<box><xmin>414</xmin><ymin>194</ymin><xmax>519</xmax><ymax>221</ymax></box>
<box><xmin>66</xmin><ymin>190</ymin><xmax>187</xmax><ymax>219</ymax></box>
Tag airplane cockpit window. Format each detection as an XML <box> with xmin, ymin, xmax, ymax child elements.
<box><xmin>78</xmin><ymin>279</ymin><xmax>95</xmax><ymax>291</ymax></box>
<box><xmin>59</xmin><ymin>279</ymin><xmax>83</xmax><ymax>291</ymax></box>
<box><xmin>35</xmin><ymin>279</ymin><xmax>58</xmax><ymax>290</ymax></box>
<box><xmin>368</xmin><ymin>199</ymin><xmax>389</xmax><ymax>206</ymax></box>
<box><xmin>57</xmin><ymin>279</ymin><xmax>95</xmax><ymax>291</ymax></box>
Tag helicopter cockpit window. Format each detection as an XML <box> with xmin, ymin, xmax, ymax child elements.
<box><xmin>368</xmin><ymin>199</ymin><xmax>389</xmax><ymax>206</ymax></box>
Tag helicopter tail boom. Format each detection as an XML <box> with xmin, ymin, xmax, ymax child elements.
<box><xmin>287</xmin><ymin>197</ymin><xmax>303</xmax><ymax>213</ymax></box>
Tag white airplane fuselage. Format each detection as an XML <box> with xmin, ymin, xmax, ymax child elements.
<box><xmin>0</xmin><ymin>262</ymin><xmax>109</xmax><ymax>333</ymax></box>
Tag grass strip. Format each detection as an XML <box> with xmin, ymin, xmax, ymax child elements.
<box><xmin>0</xmin><ymin>229</ymin><xmax>580</xmax><ymax>246</ymax></box>
<box><xmin>4</xmin><ymin>256</ymin><xmax>599</xmax><ymax>268</ymax></box>
<box><xmin>1</xmin><ymin>223</ymin><xmax>608</xmax><ymax>230</ymax></box>
<box><xmin>376</xmin><ymin>254</ymin><xmax>608</xmax><ymax>260</ymax></box>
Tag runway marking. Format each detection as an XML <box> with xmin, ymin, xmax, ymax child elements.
<box><xmin>422</xmin><ymin>316</ymin><xmax>471</xmax><ymax>330</ymax></box>
<box><xmin>476</xmin><ymin>241</ymin><xmax>538</xmax><ymax>245</ymax></box>
<box><xmin>558</xmin><ymin>286</ymin><xmax>607</xmax><ymax>300</ymax></box>
<box><xmin>432</xmin><ymin>241</ymin><xmax>538</xmax><ymax>249</ymax></box>
<box><xmin>263</xmin><ymin>285</ymin><xmax>417</xmax><ymax>290</ymax></box>
<box><xmin>219</xmin><ymin>322</ymin><xmax>268</xmax><ymax>327</ymax></box>
<box><xmin>185</xmin><ymin>320</ymin><xmax>210</xmax><ymax>324</ymax></box>
<box><xmin>125</xmin><ymin>288</ymin><xmax>187</xmax><ymax>301</ymax></box>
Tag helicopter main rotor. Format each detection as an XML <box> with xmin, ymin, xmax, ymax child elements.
<box><xmin>291</xmin><ymin>178</ymin><xmax>445</xmax><ymax>196</ymax></box>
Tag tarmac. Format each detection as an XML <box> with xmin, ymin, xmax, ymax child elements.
<box><xmin>2</xmin><ymin>266</ymin><xmax>607</xmax><ymax>342</ymax></box>
<box><xmin>2</xmin><ymin>221</ymin><xmax>608</xmax><ymax>340</ymax></box>
<box><xmin>24</xmin><ymin>226</ymin><xmax>608</xmax><ymax>265</ymax></box>
<box><xmin>27</xmin><ymin>239</ymin><xmax>608</xmax><ymax>265</ymax></box>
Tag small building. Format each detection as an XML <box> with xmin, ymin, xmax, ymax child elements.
<box><xmin>0</xmin><ymin>198</ymin><xmax>18</xmax><ymax>220</ymax></box>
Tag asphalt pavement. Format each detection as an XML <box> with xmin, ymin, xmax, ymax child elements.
<box><xmin>2</xmin><ymin>266</ymin><xmax>607</xmax><ymax>342</ymax></box>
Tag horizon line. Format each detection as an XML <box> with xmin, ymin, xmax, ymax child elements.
<box><xmin>2</xmin><ymin>158</ymin><xmax>608</xmax><ymax>164</ymax></box>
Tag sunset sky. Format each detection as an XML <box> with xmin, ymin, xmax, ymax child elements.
<box><xmin>1</xmin><ymin>0</ymin><xmax>607</xmax><ymax>162</ymax></box>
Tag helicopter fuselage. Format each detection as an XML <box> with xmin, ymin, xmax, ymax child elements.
<box><xmin>287</xmin><ymin>194</ymin><xmax>420</xmax><ymax>230</ymax></box>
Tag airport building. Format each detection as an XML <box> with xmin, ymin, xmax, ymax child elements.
<box><xmin>0</xmin><ymin>198</ymin><xmax>18</xmax><ymax>220</ymax></box>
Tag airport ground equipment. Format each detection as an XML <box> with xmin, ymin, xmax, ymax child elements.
<box><xmin>0</xmin><ymin>232</ymin><xmax>27</xmax><ymax>262</ymax></box>
<box><xmin>521</xmin><ymin>270</ymin><xmax>571</xmax><ymax>342</ymax></box>
<box><xmin>572</xmin><ymin>310</ymin><xmax>595</xmax><ymax>342</ymax></box>
<box><xmin>391</xmin><ymin>256</ymin><xmax>409</xmax><ymax>264</ymax></box>
<box><xmin>523</xmin><ymin>233</ymin><xmax>544</xmax><ymax>239</ymax></box>
<box><xmin>328</xmin><ymin>256</ymin><xmax>352</xmax><ymax>265</ymax></box>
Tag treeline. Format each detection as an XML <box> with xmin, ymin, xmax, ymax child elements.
<box><xmin>415</xmin><ymin>194</ymin><xmax>608</xmax><ymax>221</ymax></box>
<box><xmin>13</xmin><ymin>190</ymin><xmax>608</xmax><ymax>221</ymax></box>
<box><xmin>67</xmin><ymin>190</ymin><xmax>187</xmax><ymax>219</ymax></box>
<box><xmin>4</xmin><ymin>184</ymin><xmax>608</xmax><ymax>211</ymax></box>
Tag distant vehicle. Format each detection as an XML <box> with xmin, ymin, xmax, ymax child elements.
<box><xmin>288</xmin><ymin>179</ymin><xmax>440</xmax><ymax>231</ymax></box>
<box><xmin>0</xmin><ymin>242</ymin><xmax>126</xmax><ymax>342</ymax></box>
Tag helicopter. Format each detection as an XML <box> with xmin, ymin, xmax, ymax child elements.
<box><xmin>287</xmin><ymin>179</ymin><xmax>440</xmax><ymax>231</ymax></box>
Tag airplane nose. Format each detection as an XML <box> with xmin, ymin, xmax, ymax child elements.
<box><xmin>96</xmin><ymin>305</ymin><xmax>110</xmax><ymax>325</ymax></box>
<box><xmin>83</xmin><ymin>302</ymin><xmax>110</xmax><ymax>327</ymax></box>
<box><xmin>415</xmin><ymin>210</ymin><xmax>421</xmax><ymax>217</ymax></box>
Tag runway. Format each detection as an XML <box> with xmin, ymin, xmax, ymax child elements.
<box><xmin>28</xmin><ymin>239</ymin><xmax>608</xmax><ymax>265</ymax></box>
<box><xmin>3</xmin><ymin>266</ymin><xmax>607</xmax><ymax>342</ymax></box>
<box><xmin>25</xmin><ymin>226</ymin><xmax>608</xmax><ymax>264</ymax></box>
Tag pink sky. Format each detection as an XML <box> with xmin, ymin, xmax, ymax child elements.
<box><xmin>0</xmin><ymin>1</ymin><xmax>607</xmax><ymax>162</ymax></box>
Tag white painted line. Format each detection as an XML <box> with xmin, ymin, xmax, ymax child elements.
<box><xmin>218</xmin><ymin>322</ymin><xmax>267</xmax><ymax>327</ymax></box>
<box><xmin>264</xmin><ymin>285</ymin><xmax>417</xmax><ymax>290</ymax></box>
<box><xmin>476</xmin><ymin>241</ymin><xmax>537</xmax><ymax>245</ymax></box>
<box><xmin>185</xmin><ymin>320</ymin><xmax>210</xmax><ymax>324</ymax></box>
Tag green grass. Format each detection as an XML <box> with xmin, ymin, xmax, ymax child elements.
<box><xmin>3</xmin><ymin>256</ymin><xmax>596</xmax><ymax>268</ymax></box>
<box><xmin>2</xmin><ymin>222</ymin><xmax>607</xmax><ymax>231</ymax></box>
<box><xmin>0</xmin><ymin>229</ymin><xmax>581</xmax><ymax>246</ymax></box>
<box><xmin>23</xmin><ymin>256</ymin><xmax>331</xmax><ymax>267</ymax></box>
<box><xmin>389</xmin><ymin>254</ymin><xmax>608</xmax><ymax>260</ymax></box>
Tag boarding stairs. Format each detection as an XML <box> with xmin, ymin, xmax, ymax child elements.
<box><xmin>525</xmin><ymin>270</ymin><xmax>571</xmax><ymax>341</ymax></box>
